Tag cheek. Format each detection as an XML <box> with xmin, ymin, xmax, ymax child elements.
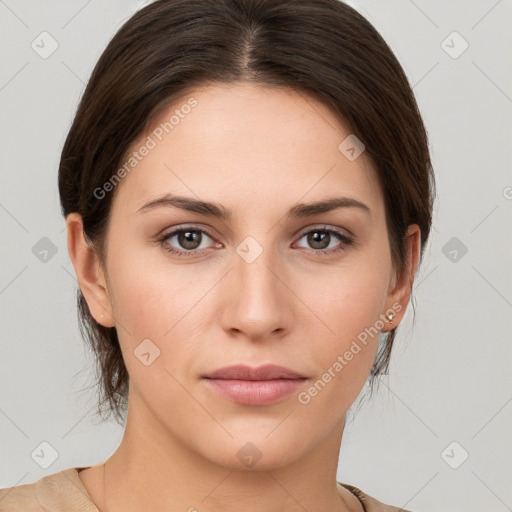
<box><xmin>104</xmin><ymin>244</ymin><xmax>230</xmax><ymax>385</ymax></box>
<box><xmin>295</xmin><ymin>258</ymin><xmax>391</xmax><ymax>345</ymax></box>
<box><xmin>291</xmin><ymin>275</ymin><xmax>388</xmax><ymax>425</ymax></box>
<box><xmin>291</xmin><ymin>254</ymin><xmax>391</xmax><ymax>394</ymax></box>
<box><xmin>105</xmin><ymin>258</ymin><xmax>207</xmax><ymax>401</ymax></box>
<box><xmin>105</xmin><ymin>232</ymin><xmax>210</xmax><ymax>334</ymax></box>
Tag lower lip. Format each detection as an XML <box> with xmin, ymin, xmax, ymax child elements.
<box><xmin>203</xmin><ymin>378</ymin><xmax>307</xmax><ymax>406</ymax></box>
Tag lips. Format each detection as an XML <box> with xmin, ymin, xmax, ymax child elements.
<box><xmin>202</xmin><ymin>364</ymin><xmax>308</xmax><ymax>406</ymax></box>
<box><xmin>202</xmin><ymin>364</ymin><xmax>307</xmax><ymax>381</ymax></box>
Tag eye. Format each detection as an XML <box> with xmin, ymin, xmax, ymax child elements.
<box><xmin>158</xmin><ymin>226</ymin><xmax>219</xmax><ymax>257</ymax></box>
<box><xmin>295</xmin><ymin>226</ymin><xmax>354</xmax><ymax>256</ymax></box>
<box><xmin>157</xmin><ymin>224</ymin><xmax>354</xmax><ymax>258</ymax></box>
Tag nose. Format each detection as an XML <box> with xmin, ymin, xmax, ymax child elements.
<box><xmin>219</xmin><ymin>241</ymin><xmax>294</xmax><ymax>341</ymax></box>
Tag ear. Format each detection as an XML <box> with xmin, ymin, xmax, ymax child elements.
<box><xmin>381</xmin><ymin>224</ymin><xmax>422</xmax><ymax>332</ymax></box>
<box><xmin>66</xmin><ymin>213</ymin><xmax>115</xmax><ymax>328</ymax></box>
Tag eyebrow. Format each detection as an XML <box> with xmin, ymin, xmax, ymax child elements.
<box><xmin>136</xmin><ymin>193</ymin><xmax>371</xmax><ymax>219</ymax></box>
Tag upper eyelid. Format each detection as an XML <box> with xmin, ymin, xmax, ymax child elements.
<box><xmin>160</xmin><ymin>224</ymin><xmax>216</xmax><ymax>241</ymax></box>
<box><xmin>296</xmin><ymin>224</ymin><xmax>352</xmax><ymax>239</ymax></box>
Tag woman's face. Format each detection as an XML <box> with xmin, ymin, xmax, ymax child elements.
<box><xmin>73</xmin><ymin>82</ymin><xmax>417</xmax><ymax>470</ymax></box>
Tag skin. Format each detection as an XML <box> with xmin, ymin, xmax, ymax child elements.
<box><xmin>67</xmin><ymin>82</ymin><xmax>421</xmax><ymax>512</ymax></box>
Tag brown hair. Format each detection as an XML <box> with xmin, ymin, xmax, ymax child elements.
<box><xmin>59</xmin><ymin>0</ymin><xmax>436</xmax><ymax>425</ymax></box>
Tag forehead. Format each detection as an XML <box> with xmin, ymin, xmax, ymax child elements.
<box><xmin>112</xmin><ymin>82</ymin><xmax>382</xmax><ymax>217</ymax></box>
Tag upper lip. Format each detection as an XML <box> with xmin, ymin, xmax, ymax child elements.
<box><xmin>202</xmin><ymin>364</ymin><xmax>307</xmax><ymax>380</ymax></box>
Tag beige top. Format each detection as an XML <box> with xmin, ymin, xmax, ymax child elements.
<box><xmin>0</xmin><ymin>467</ymin><xmax>412</xmax><ymax>512</ymax></box>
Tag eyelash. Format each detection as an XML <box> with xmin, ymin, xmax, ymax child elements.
<box><xmin>157</xmin><ymin>224</ymin><xmax>354</xmax><ymax>258</ymax></box>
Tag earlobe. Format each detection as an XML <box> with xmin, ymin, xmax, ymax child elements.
<box><xmin>66</xmin><ymin>213</ymin><xmax>115</xmax><ymax>328</ymax></box>
<box><xmin>381</xmin><ymin>224</ymin><xmax>421</xmax><ymax>332</ymax></box>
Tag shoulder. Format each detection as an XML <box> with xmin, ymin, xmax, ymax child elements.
<box><xmin>338</xmin><ymin>481</ymin><xmax>415</xmax><ymax>512</ymax></box>
<box><xmin>0</xmin><ymin>467</ymin><xmax>98</xmax><ymax>512</ymax></box>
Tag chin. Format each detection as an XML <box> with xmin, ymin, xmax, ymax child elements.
<box><xmin>193</xmin><ymin>432</ymin><xmax>309</xmax><ymax>473</ymax></box>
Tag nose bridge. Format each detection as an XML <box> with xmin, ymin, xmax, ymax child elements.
<box><xmin>224</xmin><ymin>233</ymin><xmax>291</xmax><ymax>336</ymax></box>
<box><xmin>236</xmin><ymin>235</ymin><xmax>282</xmax><ymax>304</ymax></box>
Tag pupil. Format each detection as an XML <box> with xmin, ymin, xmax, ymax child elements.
<box><xmin>309</xmin><ymin>231</ymin><xmax>328</xmax><ymax>249</ymax></box>
<box><xmin>180</xmin><ymin>230</ymin><xmax>200</xmax><ymax>249</ymax></box>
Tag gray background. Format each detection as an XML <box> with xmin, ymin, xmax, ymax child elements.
<box><xmin>1</xmin><ymin>1</ymin><xmax>511</xmax><ymax>511</ymax></box>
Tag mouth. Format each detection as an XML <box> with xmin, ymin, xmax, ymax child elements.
<box><xmin>202</xmin><ymin>363</ymin><xmax>307</xmax><ymax>380</ymax></box>
<box><xmin>202</xmin><ymin>364</ymin><xmax>308</xmax><ymax>406</ymax></box>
